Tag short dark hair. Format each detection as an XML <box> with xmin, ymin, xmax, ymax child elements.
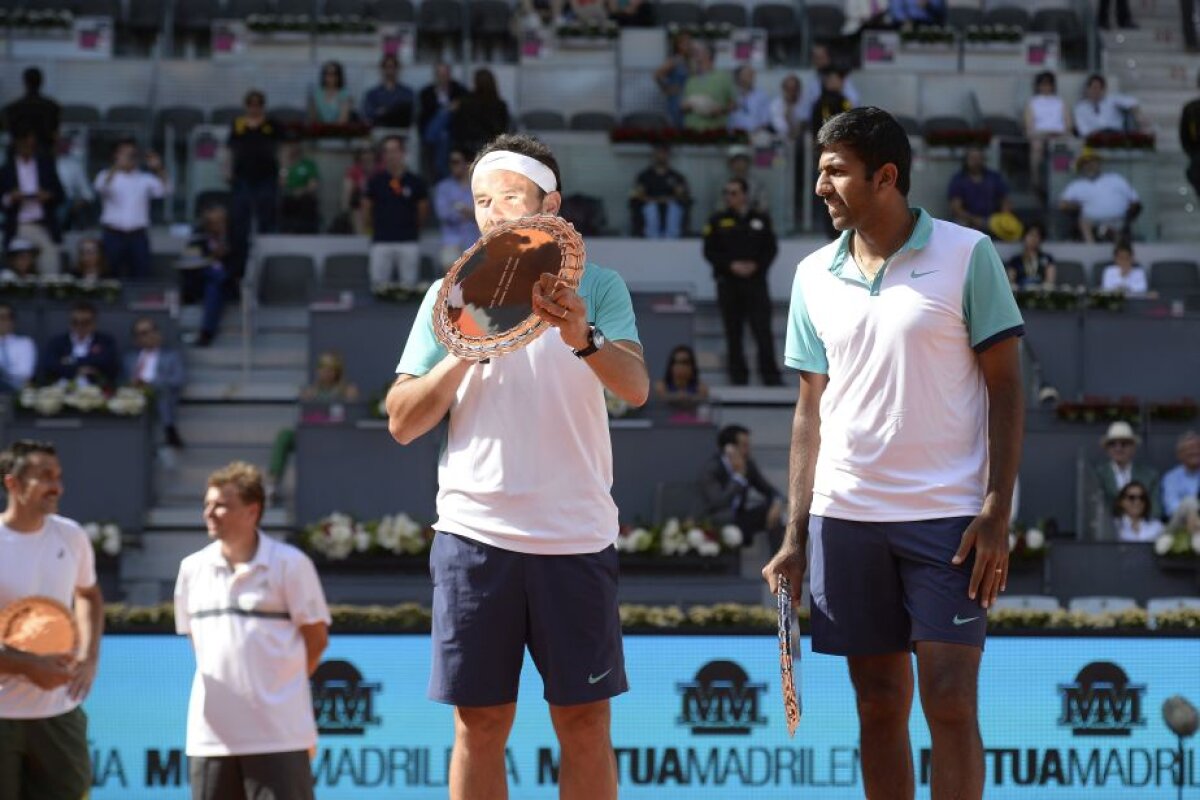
<box><xmin>1034</xmin><ymin>71</ymin><xmax>1056</xmax><ymax>91</ymax></box>
<box><xmin>0</xmin><ymin>301</ymin><xmax>14</xmax><ymax>318</ymax></box>
<box><xmin>71</xmin><ymin>300</ymin><xmax>97</xmax><ymax>317</ymax></box>
<box><xmin>112</xmin><ymin>137</ymin><xmax>137</xmax><ymax>157</ymax></box>
<box><xmin>0</xmin><ymin>440</ymin><xmax>57</xmax><ymax>482</ymax></box>
<box><xmin>1086</xmin><ymin>73</ymin><xmax>1107</xmax><ymax>90</ymax></box>
<box><xmin>1114</xmin><ymin>239</ymin><xmax>1134</xmax><ymax>255</ymax></box>
<box><xmin>380</xmin><ymin>134</ymin><xmax>407</xmax><ymax>152</ymax></box>
<box><xmin>717</xmin><ymin>424</ymin><xmax>749</xmax><ymax>449</ymax></box>
<box><xmin>22</xmin><ymin>67</ymin><xmax>42</xmax><ymax>93</ymax></box>
<box><xmin>381</xmin><ymin>53</ymin><xmax>399</xmax><ymax>69</ymax></box>
<box><xmin>1025</xmin><ymin>222</ymin><xmax>1045</xmax><ymax>239</ymax></box>
<box><xmin>816</xmin><ymin>106</ymin><xmax>912</xmax><ymax>196</ymax></box>
<box><xmin>244</xmin><ymin>89</ymin><xmax>266</xmax><ymax>107</ymax></box>
<box><xmin>471</xmin><ymin>133</ymin><xmax>563</xmax><ymax>196</ymax></box>
<box><xmin>725</xmin><ymin>177</ymin><xmax>749</xmax><ymax>194</ymax></box>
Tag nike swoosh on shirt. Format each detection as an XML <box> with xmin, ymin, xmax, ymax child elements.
<box><xmin>911</xmin><ymin>269</ymin><xmax>939</xmax><ymax>279</ymax></box>
<box><xmin>952</xmin><ymin>615</ymin><xmax>979</xmax><ymax>626</ymax></box>
<box><xmin>588</xmin><ymin>668</ymin><xmax>613</xmax><ymax>685</ymax></box>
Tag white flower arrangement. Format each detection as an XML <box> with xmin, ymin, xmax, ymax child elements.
<box><xmin>17</xmin><ymin>383</ymin><xmax>148</xmax><ymax>417</ymax></box>
<box><xmin>1155</xmin><ymin>529</ymin><xmax>1200</xmax><ymax>558</ymax></box>
<box><xmin>615</xmin><ymin>517</ymin><xmax>742</xmax><ymax>558</ymax></box>
<box><xmin>1008</xmin><ymin>523</ymin><xmax>1048</xmax><ymax>558</ymax></box>
<box><xmin>83</xmin><ymin>522</ymin><xmax>121</xmax><ymax>557</ymax></box>
<box><xmin>302</xmin><ymin>511</ymin><xmax>433</xmax><ymax>561</ymax></box>
<box><xmin>604</xmin><ymin>388</ymin><xmax>630</xmax><ymax>419</ymax></box>
<box><xmin>107</xmin><ymin>386</ymin><xmax>148</xmax><ymax>416</ymax></box>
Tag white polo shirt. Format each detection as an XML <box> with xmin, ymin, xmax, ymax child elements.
<box><xmin>785</xmin><ymin>209</ymin><xmax>1024</xmax><ymax>522</ymax></box>
<box><xmin>94</xmin><ymin>169</ymin><xmax>167</xmax><ymax>231</ymax></box>
<box><xmin>1060</xmin><ymin>173</ymin><xmax>1139</xmax><ymax>221</ymax></box>
<box><xmin>174</xmin><ymin>532</ymin><xmax>330</xmax><ymax>757</ymax></box>
<box><xmin>0</xmin><ymin>514</ymin><xmax>95</xmax><ymax>720</ymax></box>
<box><xmin>396</xmin><ymin>263</ymin><xmax>640</xmax><ymax>555</ymax></box>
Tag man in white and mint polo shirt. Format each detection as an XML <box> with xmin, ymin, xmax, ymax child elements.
<box><xmin>763</xmin><ymin>107</ymin><xmax>1024</xmax><ymax>800</ymax></box>
<box><xmin>386</xmin><ymin>132</ymin><xmax>649</xmax><ymax>800</ymax></box>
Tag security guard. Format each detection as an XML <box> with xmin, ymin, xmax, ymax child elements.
<box><xmin>702</xmin><ymin>177</ymin><xmax>782</xmax><ymax>386</ymax></box>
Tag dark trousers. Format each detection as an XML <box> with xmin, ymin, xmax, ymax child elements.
<box><xmin>716</xmin><ymin>275</ymin><xmax>780</xmax><ymax>385</ymax></box>
<box><xmin>1185</xmin><ymin>0</ymin><xmax>1199</xmax><ymax>48</ymax></box>
<box><xmin>101</xmin><ymin>226</ymin><xmax>150</xmax><ymax>280</ymax></box>
<box><xmin>0</xmin><ymin>707</ymin><xmax>91</xmax><ymax>800</ymax></box>
<box><xmin>1188</xmin><ymin>156</ymin><xmax>1200</xmax><ymax>198</ymax></box>
<box><xmin>230</xmin><ymin>178</ymin><xmax>278</xmax><ymax>280</ymax></box>
<box><xmin>182</xmin><ymin>265</ymin><xmax>227</xmax><ymax>337</ymax></box>
<box><xmin>188</xmin><ymin>751</ymin><xmax>314</xmax><ymax>800</ymax></box>
<box><xmin>1097</xmin><ymin>0</ymin><xmax>1133</xmax><ymax>27</ymax></box>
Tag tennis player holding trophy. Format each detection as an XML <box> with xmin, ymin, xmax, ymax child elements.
<box><xmin>386</xmin><ymin>133</ymin><xmax>649</xmax><ymax>800</ymax></box>
<box><xmin>0</xmin><ymin>440</ymin><xmax>103</xmax><ymax>800</ymax></box>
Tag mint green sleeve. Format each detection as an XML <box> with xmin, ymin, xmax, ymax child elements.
<box><xmin>589</xmin><ymin>267</ymin><xmax>640</xmax><ymax>345</ymax></box>
<box><xmin>783</xmin><ymin>268</ymin><xmax>828</xmax><ymax>373</ymax></box>
<box><xmin>395</xmin><ymin>280</ymin><xmax>448</xmax><ymax>376</ymax></box>
<box><xmin>962</xmin><ymin>237</ymin><xmax>1025</xmax><ymax>351</ymax></box>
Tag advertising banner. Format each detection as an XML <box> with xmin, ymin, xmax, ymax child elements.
<box><xmin>85</xmin><ymin>635</ymin><xmax>1199</xmax><ymax>798</ymax></box>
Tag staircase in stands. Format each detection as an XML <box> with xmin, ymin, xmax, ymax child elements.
<box><xmin>1100</xmin><ymin>0</ymin><xmax>1200</xmax><ymax>240</ymax></box>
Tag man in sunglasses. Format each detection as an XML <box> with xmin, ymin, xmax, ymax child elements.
<box><xmin>39</xmin><ymin>301</ymin><xmax>120</xmax><ymax>388</ymax></box>
<box><xmin>1093</xmin><ymin>420</ymin><xmax>1161</xmax><ymax>526</ymax></box>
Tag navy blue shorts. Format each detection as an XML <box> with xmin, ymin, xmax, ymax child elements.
<box><xmin>428</xmin><ymin>532</ymin><xmax>628</xmax><ymax>707</ymax></box>
<box><xmin>808</xmin><ymin>515</ymin><xmax>987</xmax><ymax>656</ymax></box>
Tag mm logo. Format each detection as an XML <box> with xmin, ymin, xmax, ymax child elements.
<box><xmin>1057</xmin><ymin>661</ymin><xmax>1146</xmax><ymax>737</ymax></box>
<box><xmin>311</xmin><ymin>659</ymin><xmax>382</xmax><ymax>736</ymax></box>
<box><xmin>676</xmin><ymin>660</ymin><xmax>767</xmax><ymax>736</ymax></box>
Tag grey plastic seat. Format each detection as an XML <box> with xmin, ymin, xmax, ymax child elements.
<box><xmin>520</xmin><ymin>110</ymin><xmax>567</xmax><ymax>131</ymax></box>
<box><xmin>1067</xmin><ymin>596</ymin><xmax>1138</xmax><ymax>614</ymax></box>
<box><xmin>991</xmin><ymin>595</ymin><xmax>1062</xmax><ymax>612</ymax></box>
<box><xmin>569</xmin><ymin>111</ymin><xmax>617</xmax><ymax>132</ymax></box>
<box><xmin>257</xmin><ymin>255</ymin><xmax>317</xmax><ymax>306</ymax></box>
<box><xmin>321</xmin><ymin>254</ymin><xmax>371</xmax><ymax>293</ymax></box>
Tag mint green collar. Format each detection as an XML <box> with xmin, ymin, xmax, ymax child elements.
<box><xmin>828</xmin><ymin>208</ymin><xmax>933</xmax><ymax>294</ymax></box>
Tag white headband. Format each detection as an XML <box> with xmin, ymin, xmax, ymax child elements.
<box><xmin>471</xmin><ymin>150</ymin><xmax>558</xmax><ymax>193</ymax></box>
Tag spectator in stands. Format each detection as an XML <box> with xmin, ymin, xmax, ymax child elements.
<box><xmin>1058</xmin><ymin>150</ymin><xmax>1141</xmax><ymax>243</ymax></box>
<box><xmin>452</xmin><ymin>68</ymin><xmax>511</xmax><ymax>158</ymax></box>
<box><xmin>267</xmin><ymin>352</ymin><xmax>360</xmax><ymax>505</ymax></box>
<box><xmin>719</xmin><ymin>146</ymin><xmax>767</xmax><ymax>213</ymax></box>
<box><xmin>0</xmin><ymin>301</ymin><xmax>36</xmax><ymax>392</ymax></box>
<box><xmin>278</xmin><ymin>138</ymin><xmax>320</xmax><ymax>234</ymax></box>
<box><xmin>55</xmin><ymin>133</ymin><xmax>94</xmax><ymax>232</ymax></box>
<box><xmin>125</xmin><ymin>316</ymin><xmax>185</xmax><ymax>450</ymax></box>
<box><xmin>608</xmin><ymin>0</ymin><xmax>651</xmax><ymax>27</ymax></box>
<box><xmin>702</xmin><ymin>177</ymin><xmax>782</xmax><ymax>386</ymax></box>
<box><xmin>1074</xmin><ymin>74</ymin><xmax>1148</xmax><ymax>138</ymax></box>
<box><xmin>179</xmin><ymin>204</ymin><xmax>232</xmax><ymax>348</ymax></box>
<box><xmin>227</xmin><ymin>89</ymin><xmax>281</xmax><ymax>280</ymax></box>
<box><xmin>0</xmin><ymin>127</ymin><xmax>64</xmax><ymax>275</ymax></box>
<box><xmin>1024</xmin><ymin>72</ymin><xmax>1072</xmax><ymax>195</ymax></box>
<box><xmin>1099</xmin><ymin>240</ymin><xmax>1150</xmax><ymax>295</ymax></box>
<box><xmin>1</xmin><ymin>239</ymin><xmax>37</xmax><ymax>281</ymax></box>
<box><xmin>568</xmin><ymin>0</ymin><xmax>608</xmax><ymax>22</ymax></box>
<box><xmin>363</xmin><ymin>135</ymin><xmax>428</xmax><ymax>289</ymax></box>
<box><xmin>361</xmin><ymin>54</ymin><xmax>414</xmax><ymax>128</ymax></box>
<box><xmin>95</xmin><ymin>138</ymin><xmax>169</xmax><ymax>280</ymax></box>
<box><xmin>809</xmin><ymin>68</ymin><xmax>854</xmax><ymax>142</ymax></box>
<box><xmin>1005</xmin><ymin>223</ymin><xmax>1057</xmax><ymax>288</ymax></box>
<box><xmin>1184</xmin><ymin>0</ymin><xmax>1199</xmax><ymax>53</ymax></box>
<box><xmin>3</xmin><ymin>67</ymin><xmax>60</xmax><ymax>151</ymax></box>
<box><xmin>1096</xmin><ymin>0</ymin><xmax>1136</xmax><ymax>30</ymax></box>
<box><xmin>40</xmin><ymin>300</ymin><xmax>120</xmax><ymax>388</ymax></box>
<box><xmin>801</xmin><ymin>45</ymin><xmax>859</xmax><ymax>124</ymax></box>
<box><xmin>770</xmin><ymin>74</ymin><xmax>806</xmax><ymax>142</ymax></box>
<box><xmin>681</xmin><ymin>42</ymin><xmax>735</xmax><ymax>132</ymax></box>
<box><xmin>655</xmin><ymin>30</ymin><xmax>693</xmax><ymax>129</ymax></box>
<box><xmin>1161</xmin><ymin>431</ymin><xmax>1200</xmax><ymax>520</ymax></box>
<box><xmin>700</xmin><ymin>424</ymin><xmax>784</xmax><ymax>550</ymax></box>
<box><xmin>308</xmin><ymin>60</ymin><xmax>353</xmax><ymax>125</ymax></box>
<box><xmin>888</xmin><ymin>0</ymin><xmax>945</xmax><ymax>27</ymax></box>
<box><xmin>630</xmin><ymin>143</ymin><xmax>691</xmax><ymax>239</ymax></box>
<box><xmin>728</xmin><ymin>66</ymin><xmax>772</xmax><ymax>134</ymax></box>
<box><xmin>1094</xmin><ymin>420</ymin><xmax>1161</xmax><ymax>520</ymax></box>
<box><xmin>418</xmin><ymin>62</ymin><xmax>468</xmax><ymax>180</ymax></box>
<box><xmin>342</xmin><ymin>146</ymin><xmax>376</xmax><ymax>235</ymax></box>
<box><xmin>73</xmin><ymin>236</ymin><xmax>108</xmax><ymax>283</ymax></box>
<box><xmin>1181</xmin><ymin>71</ymin><xmax>1200</xmax><ymax>197</ymax></box>
<box><xmin>1112</xmin><ymin>481</ymin><xmax>1163</xmax><ymax>542</ymax></box>
<box><xmin>434</xmin><ymin>148</ymin><xmax>480</xmax><ymax>269</ymax></box>
<box><xmin>947</xmin><ymin>147</ymin><xmax>1012</xmax><ymax>234</ymax></box>
<box><xmin>653</xmin><ymin>344</ymin><xmax>709</xmax><ymax>421</ymax></box>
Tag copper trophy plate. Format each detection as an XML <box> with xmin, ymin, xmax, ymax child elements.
<box><xmin>777</xmin><ymin>576</ymin><xmax>802</xmax><ymax>736</ymax></box>
<box><xmin>0</xmin><ymin>596</ymin><xmax>79</xmax><ymax>656</ymax></box>
<box><xmin>433</xmin><ymin>214</ymin><xmax>585</xmax><ymax>359</ymax></box>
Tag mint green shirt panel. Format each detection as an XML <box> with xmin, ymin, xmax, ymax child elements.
<box><xmin>784</xmin><ymin>268</ymin><xmax>829</xmax><ymax>374</ymax></box>
<box><xmin>962</xmin><ymin>237</ymin><xmax>1025</xmax><ymax>349</ymax></box>
<box><xmin>396</xmin><ymin>279</ymin><xmax>447</xmax><ymax>377</ymax></box>
<box><xmin>582</xmin><ymin>263</ymin><xmax>640</xmax><ymax>345</ymax></box>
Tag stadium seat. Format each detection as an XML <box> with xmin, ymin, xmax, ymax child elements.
<box><xmin>922</xmin><ymin>115</ymin><xmax>972</xmax><ymax>134</ymax></box>
<box><xmin>258</xmin><ymin>255</ymin><xmax>317</xmax><ymax>306</ymax></box>
<box><xmin>520</xmin><ymin>110</ymin><xmax>567</xmax><ymax>131</ymax></box>
<box><xmin>752</xmin><ymin>3</ymin><xmax>802</xmax><ymax>64</ymax></box>
<box><xmin>982</xmin><ymin>114</ymin><xmax>1024</xmax><ymax>139</ymax></box>
<box><xmin>276</xmin><ymin>0</ymin><xmax>316</xmax><ymax>17</ymax></box>
<box><xmin>1053</xmin><ymin>260</ymin><xmax>1087</xmax><ymax>288</ymax></box>
<box><xmin>150</xmin><ymin>252</ymin><xmax>180</xmax><ymax>283</ymax></box>
<box><xmin>62</xmin><ymin>104</ymin><xmax>102</xmax><ymax>125</ymax></box>
<box><xmin>894</xmin><ymin>114</ymin><xmax>922</xmax><ymax>136</ymax></box>
<box><xmin>209</xmin><ymin>106</ymin><xmax>242</xmax><ymax>126</ymax></box>
<box><xmin>704</xmin><ymin>2</ymin><xmax>748</xmax><ymax>28</ymax></box>
<box><xmin>193</xmin><ymin>189</ymin><xmax>231</xmax><ymax>214</ymax></box>
<box><xmin>982</xmin><ymin>5</ymin><xmax>1031</xmax><ymax>29</ymax></box>
<box><xmin>470</xmin><ymin>0</ymin><xmax>514</xmax><ymax>60</ymax></box>
<box><xmin>656</xmin><ymin>1</ymin><xmax>704</xmax><ymax>26</ymax></box>
<box><xmin>272</xmin><ymin>106</ymin><xmax>307</xmax><ymax>125</ymax></box>
<box><xmin>804</xmin><ymin>4</ymin><xmax>846</xmax><ymax>42</ymax></box>
<box><xmin>1091</xmin><ymin>260</ymin><xmax>1112</xmax><ymax>288</ymax></box>
<box><xmin>417</xmin><ymin>0</ymin><xmax>465</xmax><ymax>60</ymax></box>
<box><xmin>620</xmin><ymin>111</ymin><xmax>670</xmax><ymax>130</ymax></box>
<box><xmin>945</xmin><ymin>7</ymin><xmax>984</xmax><ymax>30</ymax></box>
<box><xmin>325</xmin><ymin>0</ymin><xmax>370</xmax><ymax>14</ymax></box>
<box><xmin>992</xmin><ymin>595</ymin><xmax>1062</xmax><ymax>612</ymax></box>
<box><xmin>156</xmin><ymin>106</ymin><xmax>206</xmax><ymax>145</ymax></box>
<box><xmin>125</xmin><ymin>0</ymin><xmax>163</xmax><ymax>33</ymax></box>
<box><xmin>1068</xmin><ymin>596</ymin><xmax>1138</xmax><ymax>614</ymax></box>
<box><xmin>1149</xmin><ymin>260</ymin><xmax>1200</xmax><ymax>294</ymax></box>
<box><xmin>105</xmin><ymin>105</ymin><xmax>151</xmax><ymax>128</ymax></box>
<box><xmin>321</xmin><ymin>254</ymin><xmax>371</xmax><ymax>293</ymax></box>
<box><xmin>376</xmin><ymin>0</ymin><xmax>416</xmax><ymax>23</ymax></box>
<box><xmin>1030</xmin><ymin>9</ymin><xmax>1086</xmax><ymax>68</ymax></box>
<box><xmin>174</xmin><ymin>0</ymin><xmax>220</xmax><ymax>34</ymax></box>
<box><xmin>569</xmin><ymin>111</ymin><xmax>617</xmax><ymax>131</ymax></box>
<box><xmin>653</xmin><ymin>480</ymin><xmax>701</xmax><ymax>524</ymax></box>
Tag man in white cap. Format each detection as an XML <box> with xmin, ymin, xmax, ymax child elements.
<box><xmin>385</xmin><ymin>132</ymin><xmax>648</xmax><ymax>800</ymax></box>
<box><xmin>1094</xmin><ymin>420</ymin><xmax>1161</xmax><ymax>521</ymax></box>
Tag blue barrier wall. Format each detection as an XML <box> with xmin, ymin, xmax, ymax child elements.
<box><xmin>86</xmin><ymin>634</ymin><xmax>1199</xmax><ymax>798</ymax></box>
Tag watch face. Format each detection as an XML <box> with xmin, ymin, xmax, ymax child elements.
<box><xmin>592</xmin><ymin>328</ymin><xmax>606</xmax><ymax>348</ymax></box>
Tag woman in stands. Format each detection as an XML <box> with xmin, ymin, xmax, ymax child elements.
<box><xmin>1113</xmin><ymin>480</ymin><xmax>1164</xmax><ymax>542</ymax></box>
<box><xmin>342</xmin><ymin>147</ymin><xmax>377</xmax><ymax>235</ymax></box>
<box><xmin>73</xmin><ymin>236</ymin><xmax>108</xmax><ymax>283</ymax></box>
<box><xmin>1005</xmin><ymin>223</ymin><xmax>1057</xmax><ymax>289</ymax></box>
<box><xmin>1099</xmin><ymin>240</ymin><xmax>1151</xmax><ymax>296</ymax></box>
<box><xmin>653</xmin><ymin>344</ymin><xmax>709</xmax><ymax>421</ymax></box>
<box><xmin>1024</xmin><ymin>72</ymin><xmax>1072</xmax><ymax>195</ymax></box>
<box><xmin>451</xmin><ymin>68</ymin><xmax>511</xmax><ymax>156</ymax></box>
<box><xmin>655</xmin><ymin>30</ymin><xmax>693</xmax><ymax>129</ymax></box>
<box><xmin>308</xmin><ymin>60</ymin><xmax>353</xmax><ymax>125</ymax></box>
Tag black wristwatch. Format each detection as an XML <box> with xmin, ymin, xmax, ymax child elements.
<box><xmin>573</xmin><ymin>326</ymin><xmax>606</xmax><ymax>359</ymax></box>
